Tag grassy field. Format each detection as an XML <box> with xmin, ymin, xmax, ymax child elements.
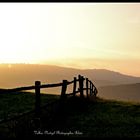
<box><xmin>0</xmin><ymin>92</ymin><xmax>140</xmax><ymax>139</ymax></box>
<box><xmin>0</xmin><ymin>91</ymin><xmax>59</xmax><ymax>121</ymax></box>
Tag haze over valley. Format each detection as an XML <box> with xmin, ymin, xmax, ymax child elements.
<box><xmin>0</xmin><ymin>63</ymin><xmax>140</xmax><ymax>102</ymax></box>
<box><xmin>1</xmin><ymin>64</ymin><xmax>140</xmax><ymax>88</ymax></box>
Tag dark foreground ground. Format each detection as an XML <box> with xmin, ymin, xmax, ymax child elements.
<box><xmin>0</xmin><ymin>92</ymin><xmax>140</xmax><ymax>139</ymax></box>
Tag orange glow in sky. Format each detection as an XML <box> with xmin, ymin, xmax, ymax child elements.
<box><xmin>0</xmin><ymin>3</ymin><xmax>140</xmax><ymax>76</ymax></box>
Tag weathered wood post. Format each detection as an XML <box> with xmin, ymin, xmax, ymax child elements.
<box><xmin>59</xmin><ymin>80</ymin><xmax>67</xmax><ymax>113</ymax></box>
<box><xmin>35</xmin><ymin>81</ymin><xmax>41</xmax><ymax>118</ymax></box>
<box><xmin>61</xmin><ymin>80</ymin><xmax>67</xmax><ymax>100</ymax></box>
<box><xmin>78</xmin><ymin>75</ymin><xmax>84</xmax><ymax>98</ymax></box>
<box><xmin>86</xmin><ymin>78</ymin><xmax>89</xmax><ymax>98</ymax></box>
<box><xmin>73</xmin><ymin>77</ymin><xmax>77</xmax><ymax>97</ymax></box>
<box><xmin>90</xmin><ymin>81</ymin><xmax>92</xmax><ymax>96</ymax></box>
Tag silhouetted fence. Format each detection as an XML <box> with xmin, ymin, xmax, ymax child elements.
<box><xmin>0</xmin><ymin>75</ymin><xmax>97</xmax><ymax>123</ymax></box>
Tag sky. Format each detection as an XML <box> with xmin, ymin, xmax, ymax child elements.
<box><xmin>0</xmin><ymin>3</ymin><xmax>140</xmax><ymax>76</ymax></box>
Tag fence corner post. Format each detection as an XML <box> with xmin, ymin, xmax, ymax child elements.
<box><xmin>78</xmin><ymin>75</ymin><xmax>84</xmax><ymax>98</ymax></box>
<box><xmin>86</xmin><ymin>78</ymin><xmax>89</xmax><ymax>99</ymax></box>
<box><xmin>35</xmin><ymin>81</ymin><xmax>41</xmax><ymax>118</ymax></box>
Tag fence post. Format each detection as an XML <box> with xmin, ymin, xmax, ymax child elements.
<box><xmin>61</xmin><ymin>80</ymin><xmax>67</xmax><ymax>100</ymax></box>
<box><xmin>73</xmin><ymin>77</ymin><xmax>77</xmax><ymax>97</ymax></box>
<box><xmin>91</xmin><ymin>83</ymin><xmax>94</xmax><ymax>96</ymax></box>
<box><xmin>86</xmin><ymin>78</ymin><xmax>89</xmax><ymax>98</ymax></box>
<box><xmin>78</xmin><ymin>75</ymin><xmax>84</xmax><ymax>98</ymax></box>
<box><xmin>35</xmin><ymin>81</ymin><xmax>41</xmax><ymax>118</ymax></box>
<box><xmin>90</xmin><ymin>81</ymin><xmax>92</xmax><ymax>96</ymax></box>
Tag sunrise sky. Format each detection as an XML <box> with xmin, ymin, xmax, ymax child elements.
<box><xmin>0</xmin><ymin>3</ymin><xmax>140</xmax><ymax>76</ymax></box>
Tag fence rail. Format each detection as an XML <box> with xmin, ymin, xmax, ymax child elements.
<box><xmin>0</xmin><ymin>75</ymin><xmax>98</xmax><ymax>123</ymax></box>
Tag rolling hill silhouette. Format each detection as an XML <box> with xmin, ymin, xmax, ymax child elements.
<box><xmin>0</xmin><ymin>63</ymin><xmax>140</xmax><ymax>101</ymax></box>
<box><xmin>0</xmin><ymin>63</ymin><xmax>140</xmax><ymax>87</ymax></box>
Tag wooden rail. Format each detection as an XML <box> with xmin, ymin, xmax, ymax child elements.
<box><xmin>0</xmin><ymin>75</ymin><xmax>98</xmax><ymax>122</ymax></box>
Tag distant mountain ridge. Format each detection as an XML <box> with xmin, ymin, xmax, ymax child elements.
<box><xmin>83</xmin><ymin>68</ymin><xmax>140</xmax><ymax>86</ymax></box>
<box><xmin>0</xmin><ymin>63</ymin><xmax>140</xmax><ymax>89</ymax></box>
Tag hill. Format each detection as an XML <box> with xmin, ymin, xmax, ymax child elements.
<box><xmin>0</xmin><ymin>93</ymin><xmax>140</xmax><ymax>138</ymax></box>
<box><xmin>0</xmin><ymin>63</ymin><xmax>140</xmax><ymax>89</ymax></box>
<box><xmin>99</xmin><ymin>83</ymin><xmax>140</xmax><ymax>102</ymax></box>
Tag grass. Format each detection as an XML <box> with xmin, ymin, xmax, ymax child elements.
<box><xmin>0</xmin><ymin>92</ymin><xmax>59</xmax><ymax>121</ymax></box>
<box><xmin>0</xmin><ymin>92</ymin><xmax>140</xmax><ymax>139</ymax></box>
<box><xmin>80</xmin><ymin>98</ymin><xmax>140</xmax><ymax>138</ymax></box>
<box><xmin>50</xmin><ymin>97</ymin><xmax>140</xmax><ymax>138</ymax></box>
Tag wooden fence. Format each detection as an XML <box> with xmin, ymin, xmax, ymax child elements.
<box><xmin>0</xmin><ymin>75</ymin><xmax>97</xmax><ymax>123</ymax></box>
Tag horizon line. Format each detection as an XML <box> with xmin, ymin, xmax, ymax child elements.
<box><xmin>0</xmin><ymin>62</ymin><xmax>139</xmax><ymax>78</ymax></box>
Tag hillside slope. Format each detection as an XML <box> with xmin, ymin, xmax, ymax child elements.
<box><xmin>99</xmin><ymin>83</ymin><xmax>140</xmax><ymax>102</ymax></box>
